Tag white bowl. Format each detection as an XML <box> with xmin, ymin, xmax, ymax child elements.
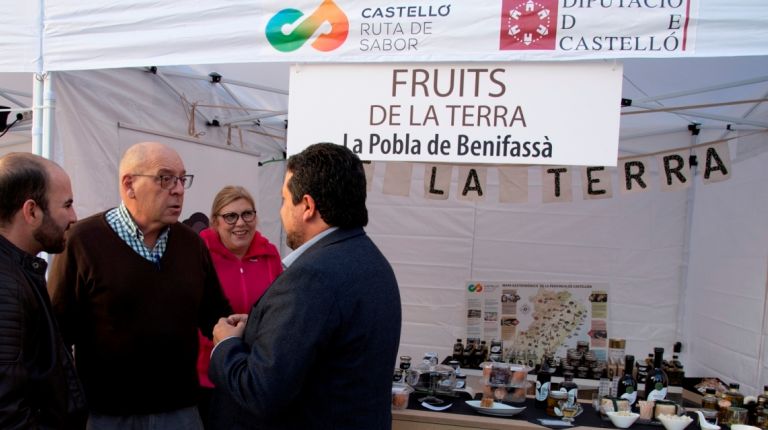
<box><xmin>606</xmin><ymin>411</ymin><xmax>640</xmax><ymax>428</ymax></box>
<box><xmin>731</xmin><ymin>425</ymin><xmax>761</xmax><ymax>430</ymax></box>
<box><xmin>657</xmin><ymin>414</ymin><xmax>694</xmax><ymax>430</ymax></box>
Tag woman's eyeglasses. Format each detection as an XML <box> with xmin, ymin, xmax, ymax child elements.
<box><xmin>218</xmin><ymin>210</ymin><xmax>257</xmax><ymax>225</ymax></box>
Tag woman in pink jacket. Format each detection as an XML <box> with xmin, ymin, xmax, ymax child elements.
<box><xmin>196</xmin><ymin>186</ymin><xmax>282</xmax><ymax>425</ymax></box>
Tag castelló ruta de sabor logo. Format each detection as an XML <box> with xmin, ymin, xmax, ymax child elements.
<box><xmin>468</xmin><ymin>283</ymin><xmax>485</xmax><ymax>293</ymax></box>
<box><xmin>266</xmin><ymin>0</ymin><xmax>349</xmax><ymax>52</ymax></box>
<box><xmin>500</xmin><ymin>0</ymin><xmax>558</xmax><ymax>50</ymax></box>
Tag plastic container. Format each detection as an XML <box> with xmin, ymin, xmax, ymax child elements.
<box><xmin>392</xmin><ymin>383</ymin><xmax>414</xmax><ymax>410</ymax></box>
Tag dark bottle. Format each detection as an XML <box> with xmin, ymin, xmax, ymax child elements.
<box><xmin>644</xmin><ymin>347</ymin><xmax>668</xmax><ymax>401</ymax></box>
<box><xmin>756</xmin><ymin>385</ymin><xmax>768</xmax><ymax>429</ymax></box>
<box><xmin>535</xmin><ymin>362</ymin><xmax>553</xmax><ymax>409</ymax></box>
<box><xmin>701</xmin><ymin>388</ymin><xmax>718</xmax><ymax>410</ymax></box>
<box><xmin>462</xmin><ymin>338</ymin><xmax>475</xmax><ymax>367</ymax></box>
<box><xmin>472</xmin><ymin>340</ymin><xmax>489</xmax><ymax>368</ymax></box>
<box><xmin>617</xmin><ymin>355</ymin><xmax>638</xmax><ymax>406</ymax></box>
<box><xmin>561</xmin><ymin>371</ymin><xmax>579</xmax><ymax>408</ymax></box>
<box><xmin>635</xmin><ymin>353</ymin><xmax>652</xmax><ymax>384</ymax></box>
<box><xmin>452</xmin><ymin>338</ymin><xmax>464</xmax><ymax>360</ymax></box>
<box><xmin>667</xmin><ymin>354</ymin><xmax>684</xmax><ymax>386</ymax></box>
<box><xmin>724</xmin><ymin>383</ymin><xmax>744</xmax><ymax>408</ymax></box>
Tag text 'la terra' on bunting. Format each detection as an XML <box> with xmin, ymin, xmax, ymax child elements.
<box><xmin>363</xmin><ymin>141</ymin><xmax>732</xmax><ymax>203</ymax></box>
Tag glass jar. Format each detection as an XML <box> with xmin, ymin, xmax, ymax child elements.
<box><xmin>701</xmin><ymin>388</ymin><xmax>718</xmax><ymax>410</ymax></box>
<box><xmin>393</xmin><ymin>368</ymin><xmax>403</xmax><ymax>382</ymax></box>
<box><xmin>399</xmin><ymin>355</ymin><xmax>412</xmax><ymax>371</ymax></box>
<box><xmin>547</xmin><ymin>390</ymin><xmax>568</xmax><ymax>417</ymax></box>
<box><xmin>423</xmin><ymin>352</ymin><xmax>439</xmax><ymax>367</ymax></box>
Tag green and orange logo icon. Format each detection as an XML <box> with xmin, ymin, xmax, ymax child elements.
<box><xmin>266</xmin><ymin>0</ymin><xmax>349</xmax><ymax>52</ymax></box>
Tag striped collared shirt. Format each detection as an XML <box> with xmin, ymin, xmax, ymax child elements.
<box><xmin>105</xmin><ymin>202</ymin><xmax>169</xmax><ymax>265</ymax></box>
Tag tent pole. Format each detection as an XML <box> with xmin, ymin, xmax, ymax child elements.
<box><xmin>758</xmin><ymin>260</ymin><xmax>768</xmax><ymax>390</ymax></box>
<box><xmin>677</xmin><ymin>134</ymin><xmax>699</xmax><ymax>367</ymax></box>
<box><xmin>42</xmin><ymin>73</ymin><xmax>54</xmax><ymax>160</ymax></box>
<box><xmin>31</xmin><ymin>73</ymin><xmax>44</xmax><ymax>156</ymax></box>
<box><xmin>636</xmin><ymin>75</ymin><xmax>768</xmax><ymax>104</ymax></box>
<box><xmin>156</xmin><ymin>68</ymin><xmax>288</xmax><ymax>95</ymax></box>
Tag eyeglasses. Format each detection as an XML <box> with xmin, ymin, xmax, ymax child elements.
<box><xmin>218</xmin><ymin>210</ymin><xmax>257</xmax><ymax>225</ymax></box>
<box><xmin>132</xmin><ymin>174</ymin><xmax>194</xmax><ymax>190</ymax></box>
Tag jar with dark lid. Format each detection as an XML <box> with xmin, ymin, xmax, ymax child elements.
<box><xmin>576</xmin><ymin>366</ymin><xmax>589</xmax><ymax>379</ymax></box>
<box><xmin>393</xmin><ymin>368</ymin><xmax>403</xmax><ymax>382</ymax></box>
<box><xmin>399</xmin><ymin>355</ymin><xmax>412</xmax><ymax>370</ymax></box>
<box><xmin>702</xmin><ymin>388</ymin><xmax>718</xmax><ymax>410</ymax></box>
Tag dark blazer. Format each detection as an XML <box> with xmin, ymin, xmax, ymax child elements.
<box><xmin>209</xmin><ymin>227</ymin><xmax>402</xmax><ymax>430</ymax></box>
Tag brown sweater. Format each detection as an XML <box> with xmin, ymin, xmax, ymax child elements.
<box><xmin>48</xmin><ymin>212</ymin><xmax>232</xmax><ymax>415</ymax></box>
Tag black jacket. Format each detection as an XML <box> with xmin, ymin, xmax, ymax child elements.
<box><xmin>0</xmin><ymin>235</ymin><xmax>87</xmax><ymax>429</ymax></box>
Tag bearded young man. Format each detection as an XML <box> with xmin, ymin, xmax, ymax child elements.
<box><xmin>0</xmin><ymin>152</ymin><xmax>87</xmax><ymax>429</ymax></box>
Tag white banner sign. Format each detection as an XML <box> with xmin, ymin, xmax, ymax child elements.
<box><xmin>33</xmin><ymin>0</ymin><xmax>738</xmax><ymax>73</ymax></box>
<box><xmin>288</xmin><ymin>62</ymin><xmax>622</xmax><ymax>166</ymax></box>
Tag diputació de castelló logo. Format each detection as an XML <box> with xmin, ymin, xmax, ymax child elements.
<box><xmin>266</xmin><ymin>0</ymin><xmax>350</xmax><ymax>52</ymax></box>
<box><xmin>500</xmin><ymin>0</ymin><xmax>558</xmax><ymax>50</ymax></box>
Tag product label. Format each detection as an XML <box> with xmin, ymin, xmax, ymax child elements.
<box><xmin>536</xmin><ymin>381</ymin><xmax>551</xmax><ymax>401</ymax></box>
<box><xmin>567</xmin><ymin>388</ymin><xmax>578</xmax><ymax>407</ymax></box>
<box><xmin>647</xmin><ymin>387</ymin><xmax>668</xmax><ymax>402</ymax></box>
<box><xmin>621</xmin><ymin>390</ymin><xmax>638</xmax><ymax>405</ymax></box>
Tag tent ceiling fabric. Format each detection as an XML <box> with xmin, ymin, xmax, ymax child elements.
<box><xmin>620</xmin><ymin>56</ymin><xmax>768</xmax><ymax>155</ymax></box>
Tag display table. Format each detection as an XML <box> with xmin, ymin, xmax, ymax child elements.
<box><xmin>393</xmin><ymin>397</ymin><xmax>695</xmax><ymax>430</ymax></box>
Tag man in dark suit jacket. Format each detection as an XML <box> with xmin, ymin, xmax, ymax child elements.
<box><xmin>209</xmin><ymin>143</ymin><xmax>402</xmax><ymax>430</ymax></box>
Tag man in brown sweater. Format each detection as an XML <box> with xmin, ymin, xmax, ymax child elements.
<box><xmin>49</xmin><ymin>142</ymin><xmax>232</xmax><ymax>429</ymax></box>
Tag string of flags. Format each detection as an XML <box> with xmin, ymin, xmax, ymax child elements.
<box><xmin>363</xmin><ymin>140</ymin><xmax>734</xmax><ymax>203</ymax></box>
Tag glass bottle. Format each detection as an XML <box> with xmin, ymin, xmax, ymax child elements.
<box><xmin>452</xmin><ymin>338</ymin><xmax>464</xmax><ymax>361</ymax></box>
<box><xmin>644</xmin><ymin>347</ymin><xmax>668</xmax><ymax>401</ymax></box>
<box><xmin>617</xmin><ymin>355</ymin><xmax>638</xmax><ymax>406</ymax></box>
<box><xmin>472</xmin><ymin>340</ymin><xmax>488</xmax><ymax>368</ymax></box>
<box><xmin>462</xmin><ymin>338</ymin><xmax>475</xmax><ymax>367</ymax></box>
<box><xmin>561</xmin><ymin>371</ymin><xmax>579</xmax><ymax>408</ymax></box>
<box><xmin>701</xmin><ymin>388</ymin><xmax>718</xmax><ymax>410</ymax></box>
<box><xmin>667</xmin><ymin>354</ymin><xmax>684</xmax><ymax>386</ymax></box>
<box><xmin>756</xmin><ymin>386</ymin><xmax>768</xmax><ymax>429</ymax></box>
<box><xmin>724</xmin><ymin>383</ymin><xmax>744</xmax><ymax>408</ymax></box>
<box><xmin>535</xmin><ymin>362</ymin><xmax>553</xmax><ymax>409</ymax></box>
<box><xmin>635</xmin><ymin>353</ymin><xmax>652</xmax><ymax>384</ymax></box>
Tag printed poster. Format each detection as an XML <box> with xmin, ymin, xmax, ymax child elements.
<box><xmin>466</xmin><ymin>281</ymin><xmax>609</xmax><ymax>361</ymax></box>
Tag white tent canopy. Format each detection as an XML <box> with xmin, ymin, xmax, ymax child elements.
<box><xmin>2</xmin><ymin>0</ymin><xmax>768</xmax><ymax>72</ymax></box>
<box><xmin>1</xmin><ymin>0</ymin><xmax>767</xmax><ymax>394</ymax></box>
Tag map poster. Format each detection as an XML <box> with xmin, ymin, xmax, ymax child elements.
<box><xmin>466</xmin><ymin>281</ymin><xmax>609</xmax><ymax>362</ymax></box>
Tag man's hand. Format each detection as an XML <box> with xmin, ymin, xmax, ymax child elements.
<box><xmin>212</xmin><ymin>313</ymin><xmax>248</xmax><ymax>345</ymax></box>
